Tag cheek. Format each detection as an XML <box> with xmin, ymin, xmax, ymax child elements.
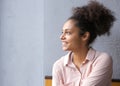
<box><xmin>73</xmin><ymin>39</ymin><xmax>81</xmax><ymax>46</ymax></box>
<box><xmin>69</xmin><ymin>36</ymin><xmax>82</xmax><ymax>46</ymax></box>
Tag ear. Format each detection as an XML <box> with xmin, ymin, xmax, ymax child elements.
<box><xmin>82</xmin><ymin>32</ymin><xmax>90</xmax><ymax>41</ymax></box>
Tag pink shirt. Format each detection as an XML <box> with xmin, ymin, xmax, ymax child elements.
<box><xmin>52</xmin><ymin>48</ymin><xmax>113</xmax><ymax>86</ymax></box>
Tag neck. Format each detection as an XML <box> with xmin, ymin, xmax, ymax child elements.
<box><xmin>72</xmin><ymin>46</ymin><xmax>89</xmax><ymax>69</ymax></box>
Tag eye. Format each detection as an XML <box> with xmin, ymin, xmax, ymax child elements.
<box><xmin>66</xmin><ymin>32</ymin><xmax>71</xmax><ymax>35</ymax></box>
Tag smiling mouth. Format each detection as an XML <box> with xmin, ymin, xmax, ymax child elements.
<box><xmin>62</xmin><ymin>42</ymin><xmax>68</xmax><ymax>46</ymax></box>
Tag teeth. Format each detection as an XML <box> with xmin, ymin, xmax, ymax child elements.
<box><xmin>62</xmin><ymin>42</ymin><xmax>67</xmax><ymax>45</ymax></box>
<box><xmin>62</xmin><ymin>43</ymin><xmax>65</xmax><ymax>45</ymax></box>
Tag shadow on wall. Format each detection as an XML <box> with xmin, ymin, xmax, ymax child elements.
<box><xmin>0</xmin><ymin>1</ymin><xmax>3</xmax><ymax>85</ymax></box>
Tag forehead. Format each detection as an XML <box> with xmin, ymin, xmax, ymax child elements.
<box><xmin>63</xmin><ymin>20</ymin><xmax>76</xmax><ymax>30</ymax></box>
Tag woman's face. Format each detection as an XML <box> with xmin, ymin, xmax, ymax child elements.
<box><xmin>60</xmin><ymin>19</ymin><xmax>85</xmax><ymax>51</ymax></box>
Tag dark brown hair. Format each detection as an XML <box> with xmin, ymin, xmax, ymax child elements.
<box><xmin>68</xmin><ymin>1</ymin><xmax>116</xmax><ymax>45</ymax></box>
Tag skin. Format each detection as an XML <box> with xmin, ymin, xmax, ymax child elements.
<box><xmin>60</xmin><ymin>19</ymin><xmax>90</xmax><ymax>70</ymax></box>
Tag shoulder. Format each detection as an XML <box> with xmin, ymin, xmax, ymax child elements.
<box><xmin>96</xmin><ymin>51</ymin><xmax>112</xmax><ymax>62</ymax></box>
<box><xmin>53</xmin><ymin>56</ymin><xmax>64</xmax><ymax>68</ymax></box>
<box><xmin>52</xmin><ymin>54</ymin><xmax>67</xmax><ymax>71</ymax></box>
<box><xmin>93</xmin><ymin>50</ymin><xmax>113</xmax><ymax>66</ymax></box>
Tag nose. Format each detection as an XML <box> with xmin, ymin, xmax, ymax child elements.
<box><xmin>60</xmin><ymin>33</ymin><xmax>65</xmax><ymax>40</ymax></box>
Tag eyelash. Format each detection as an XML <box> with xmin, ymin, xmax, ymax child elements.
<box><xmin>66</xmin><ymin>32</ymin><xmax>71</xmax><ymax>34</ymax></box>
<box><xmin>62</xmin><ymin>31</ymin><xmax>71</xmax><ymax>35</ymax></box>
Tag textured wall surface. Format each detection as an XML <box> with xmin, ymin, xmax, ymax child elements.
<box><xmin>0</xmin><ymin>0</ymin><xmax>44</xmax><ymax>86</ymax></box>
<box><xmin>0</xmin><ymin>0</ymin><xmax>120</xmax><ymax>86</ymax></box>
<box><xmin>44</xmin><ymin>0</ymin><xmax>120</xmax><ymax>80</ymax></box>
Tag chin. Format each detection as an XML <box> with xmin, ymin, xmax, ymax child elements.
<box><xmin>62</xmin><ymin>47</ymin><xmax>71</xmax><ymax>51</ymax></box>
<box><xmin>62</xmin><ymin>47</ymin><xmax>67</xmax><ymax>51</ymax></box>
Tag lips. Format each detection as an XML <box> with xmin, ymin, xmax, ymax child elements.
<box><xmin>62</xmin><ymin>41</ymin><xmax>68</xmax><ymax>46</ymax></box>
<box><xmin>62</xmin><ymin>42</ymin><xmax>66</xmax><ymax>45</ymax></box>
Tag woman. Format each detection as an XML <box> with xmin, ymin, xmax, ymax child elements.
<box><xmin>52</xmin><ymin>1</ymin><xmax>115</xmax><ymax>86</ymax></box>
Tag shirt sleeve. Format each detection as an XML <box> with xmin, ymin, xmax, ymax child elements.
<box><xmin>52</xmin><ymin>62</ymin><xmax>64</xmax><ymax>86</ymax></box>
<box><xmin>81</xmin><ymin>53</ymin><xmax>113</xmax><ymax>86</ymax></box>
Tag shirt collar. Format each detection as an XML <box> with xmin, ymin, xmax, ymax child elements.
<box><xmin>64</xmin><ymin>51</ymin><xmax>72</xmax><ymax>66</ymax></box>
<box><xmin>86</xmin><ymin>47</ymin><xmax>96</xmax><ymax>61</ymax></box>
<box><xmin>64</xmin><ymin>47</ymin><xmax>96</xmax><ymax>66</ymax></box>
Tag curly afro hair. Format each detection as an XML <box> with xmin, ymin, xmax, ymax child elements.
<box><xmin>68</xmin><ymin>1</ymin><xmax>116</xmax><ymax>45</ymax></box>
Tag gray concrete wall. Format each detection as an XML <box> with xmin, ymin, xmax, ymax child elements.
<box><xmin>0</xmin><ymin>0</ymin><xmax>44</xmax><ymax>86</ymax></box>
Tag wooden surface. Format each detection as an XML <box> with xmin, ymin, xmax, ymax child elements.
<box><xmin>45</xmin><ymin>79</ymin><xmax>52</xmax><ymax>86</ymax></box>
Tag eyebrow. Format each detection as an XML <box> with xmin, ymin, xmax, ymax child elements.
<box><xmin>62</xmin><ymin>29</ymin><xmax>72</xmax><ymax>32</ymax></box>
<box><xmin>62</xmin><ymin>27</ymin><xmax>73</xmax><ymax>30</ymax></box>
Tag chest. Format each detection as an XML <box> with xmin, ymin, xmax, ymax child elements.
<box><xmin>62</xmin><ymin>62</ymin><xmax>93</xmax><ymax>85</ymax></box>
